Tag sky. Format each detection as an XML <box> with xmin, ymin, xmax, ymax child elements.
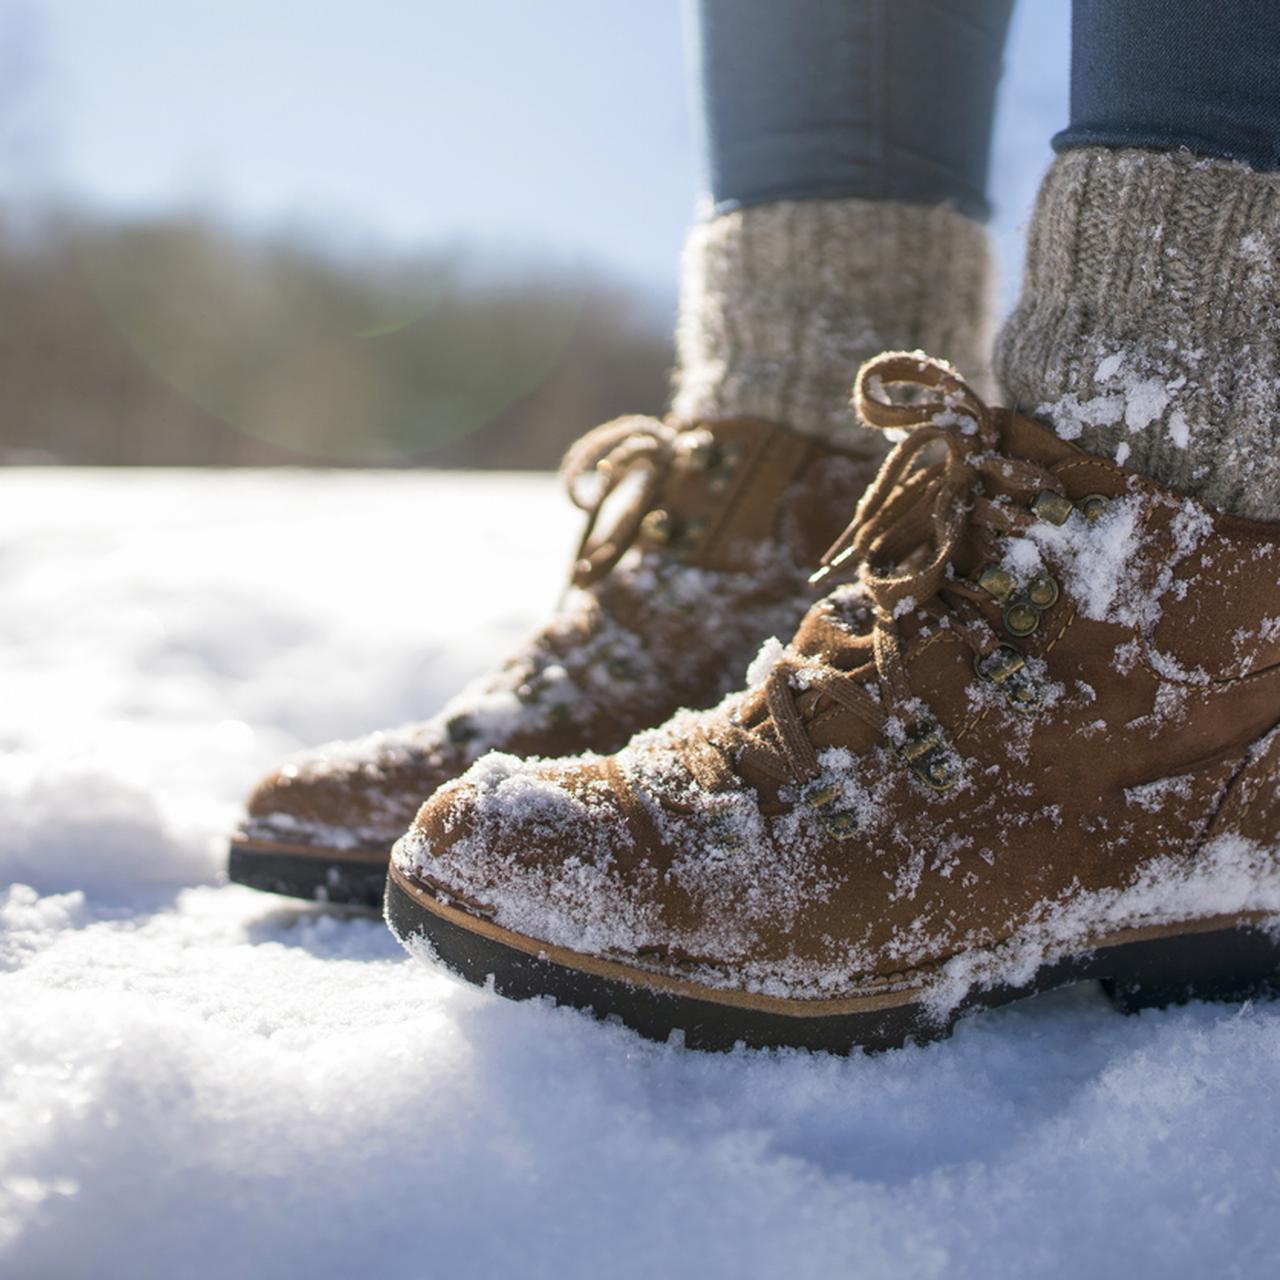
<box><xmin>14</xmin><ymin>0</ymin><xmax>1070</xmax><ymax>303</ymax></box>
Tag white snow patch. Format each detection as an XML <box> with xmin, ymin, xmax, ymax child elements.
<box><xmin>1122</xmin><ymin>378</ymin><xmax>1171</xmax><ymax>431</ymax></box>
<box><xmin>1038</xmin><ymin>343</ymin><xmax>1196</xmax><ymax>444</ymax></box>
<box><xmin>1094</xmin><ymin>352</ymin><xmax>1126</xmax><ymax>383</ymax></box>
<box><xmin>1036</xmin><ymin>391</ymin><xmax>1124</xmax><ymax>439</ymax></box>
<box><xmin>745</xmin><ymin>635</ymin><xmax>786</xmax><ymax>688</ymax></box>
<box><xmin>1021</xmin><ymin>496</ymin><xmax>1144</xmax><ymax>625</ymax></box>
<box><xmin>1124</xmin><ymin>774</ymin><xmax>1195</xmax><ymax>814</ymax></box>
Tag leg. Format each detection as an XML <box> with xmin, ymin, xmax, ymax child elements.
<box><xmin>996</xmin><ymin>0</ymin><xmax>1280</xmax><ymax>521</ymax></box>
<box><xmin>674</xmin><ymin>0</ymin><xmax>1013</xmax><ymax>446</ymax></box>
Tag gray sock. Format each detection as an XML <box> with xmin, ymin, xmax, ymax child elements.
<box><xmin>996</xmin><ymin>147</ymin><xmax>1280</xmax><ymax>523</ymax></box>
<box><xmin>673</xmin><ymin>198</ymin><xmax>995</xmax><ymax>454</ymax></box>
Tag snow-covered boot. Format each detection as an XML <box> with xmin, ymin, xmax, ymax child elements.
<box><xmin>387</xmin><ymin>352</ymin><xmax>1280</xmax><ymax>1052</ymax></box>
<box><xmin>230</xmin><ymin>413</ymin><xmax>879</xmax><ymax>905</ymax></box>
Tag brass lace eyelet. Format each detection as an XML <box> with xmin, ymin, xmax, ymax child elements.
<box><xmin>642</xmin><ymin>509</ymin><xmax>704</xmax><ymax>553</ymax></box>
<box><xmin>803</xmin><ymin>783</ymin><xmax>841</xmax><ymax>809</ymax></box>
<box><xmin>1032</xmin><ymin>491</ymin><xmax>1074</xmax><ymax>526</ymax></box>
<box><xmin>978</xmin><ymin>564</ymin><xmax>1018</xmax><ymax>602</ymax></box>
<box><xmin>801</xmin><ymin>780</ymin><xmax>858</xmax><ymax>838</ymax></box>
<box><xmin>974</xmin><ymin>645</ymin><xmax>1041</xmax><ymax>712</ymax></box>
<box><xmin>1003</xmin><ymin>597</ymin><xmax>1041</xmax><ymax>638</ymax></box>
<box><xmin>897</xmin><ymin>727</ymin><xmax>958</xmax><ymax>793</ymax></box>
<box><xmin>1077</xmin><ymin>493</ymin><xmax>1110</xmax><ymax>522</ymax></box>
<box><xmin>821</xmin><ymin>811</ymin><xmax>858</xmax><ymax>838</ymax></box>
<box><xmin>1026</xmin><ymin>573</ymin><xmax>1060</xmax><ymax>609</ymax></box>
<box><xmin>690</xmin><ymin>438</ymin><xmax>745</xmax><ymax>492</ymax></box>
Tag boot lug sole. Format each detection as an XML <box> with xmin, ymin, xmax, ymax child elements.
<box><xmin>228</xmin><ymin>838</ymin><xmax>387</xmax><ymax>909</ymax></box>
<box><xmin>386</xmin><ymin>863</ymin><xmax>1280</xmax><ymax>1053</ymax></box>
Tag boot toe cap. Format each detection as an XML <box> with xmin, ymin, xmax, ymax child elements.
<box><xmin>239</xmin><ymin>726</ymin><xmax>455</xmax><ymax>854</ymax></box>
<box><xmin>394</xmin><ymin>752</ymin><xmax>656</xmax><ymax>953</ymax></box>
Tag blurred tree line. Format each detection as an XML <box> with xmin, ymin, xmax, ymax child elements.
<box><xmin>0</xmin><ymin>211</ymin><xmax>675</xmax><ymax>468</ymax></box>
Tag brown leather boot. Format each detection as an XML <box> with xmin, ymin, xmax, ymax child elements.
<box><xmin>388</xmin><ymin>352</ymin><xmax>1280</xmax><ymax>1052</ymax></box>
<box><xmin>229</xmin><ymin>413</ymin><xmax>879</xmax><ymax>905</ymax></box>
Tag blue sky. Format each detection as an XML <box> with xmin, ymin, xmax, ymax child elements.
<box><xmin>21</xmin><ymin>0</ymin><xmax>1069</xmax><ymax>302</ymax></box>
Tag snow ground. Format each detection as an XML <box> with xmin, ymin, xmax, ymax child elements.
<box><xmin>3</xmin><ymin>469</ymin><xmax>1280</xmax><ymax>1280</ymax></box>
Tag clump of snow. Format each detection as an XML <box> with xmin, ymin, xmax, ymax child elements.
<box><xmin>1094</xmin><ymin>352</ymin><xmax>1125</xmax><ymax>384</ymax></box>
<box><xmin>1014</xmin><ymin>495</ymin><xmax>1147</xmax><ymax>625</ymax></box>
<box><xmin>1002</xmin><ymin>537</ymin><xmax>1043</xmax><ymax>574</ymax></box>
<box><xmin>1008</xmin><ymin>485</ymin><xmax>1215</xmax><ymax>645</ymax></box>
<box><xmin>1036</xmin><ymin>341</ymin><xmax>1193</xmax><ymax>443</ymax></box>
<box><xmin>745</xmin><ymin>635</ymin><xmax>787</xmax><ymax>688</ymax></box>
<box><xmin>1035</xmin><ymin>391</ymin><xmax>1123</xmax><ymax>440</ymax></box>
<box><xmin>1121</xmin><ymin>378</ymin><xmax>1171</xmax><ymax>431</ymax></box>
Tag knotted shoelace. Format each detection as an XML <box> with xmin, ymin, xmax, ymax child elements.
<box><xmin>559</xmin><ymin>415</ymin><xmax>678</xmax><ymax>589</ymax></box>
<box><xmin>681</xmin><ymin>352</ymin><xmax>1063</xmax><ymax>792</ymax></box>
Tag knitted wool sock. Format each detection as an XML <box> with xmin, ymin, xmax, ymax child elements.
<box><xmin>995</xmin><ymin>147</ymin><xmax>1280</xmax><ymax>523</ymax></box>
<box><xmin>672</xmin><ymin>198</ymin><xmax>995</xmax><ymax>454</ymax></box>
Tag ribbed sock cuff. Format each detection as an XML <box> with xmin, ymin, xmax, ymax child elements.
<box><xmin>995</xmin><ymin>147</ymin><xmax>1280</xmax><ymax>522</ymax></box>
<box><xmin>672</xmin><ymin>198</ymin><xmax>995</xmax><ymax>450</ymax></box>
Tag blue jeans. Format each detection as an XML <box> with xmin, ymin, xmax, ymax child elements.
<box><xmin>687</xmin><ymin>0</ymin><xmax>1013</xmax><ymax>220</ymax></box>
<box><xmin>689</xmin><ymin>0</ymin><xmax>1280</xmax><ymax>217</ymax></box>
<box><xmin>1055</xmin><ymin>0</ymin><xmax>1280</xmax><ymax>170</ymax></box>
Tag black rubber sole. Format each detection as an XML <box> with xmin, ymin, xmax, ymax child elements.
<box><xmin>229</xmin><ymin>843</ymin><xmax>387</xmax><ymax>909</ymax></box>
<box><xmin>385</xmin><ymin>869</ymin><xmax>1280</xmax><ymax>1053</ymax></box>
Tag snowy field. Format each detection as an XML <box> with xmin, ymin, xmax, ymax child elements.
<box><xmin>4</xmin><ymin>468</ymin><xmax>1280</xmax><ymax>1280</ymax></box>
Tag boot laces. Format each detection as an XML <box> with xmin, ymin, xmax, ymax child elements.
<box><xmin>684</xmin><ymin>352</ymin><xmax>1062</xmax><ymax>792</ymax></box>
<box><xmin>559</xmin><ymin>415</ymin><xmax>679</xmax><ymax>588</ymax></box>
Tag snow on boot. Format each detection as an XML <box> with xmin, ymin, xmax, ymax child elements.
<box><xmin>229</xmin><ymin>413</ymin><xmax>878</xmax><ymax>905</ymax></box>
<box><xmin>388</xmin><ymin>351</ymin><xmax>1280</xmax><ymax>1052</ymax></box>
